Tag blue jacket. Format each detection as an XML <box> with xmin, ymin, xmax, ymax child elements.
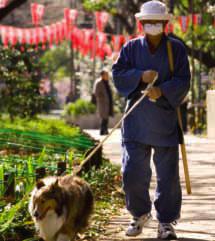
<box><xmin>112</xmin><ymin>35</ymin><xmax>191</xmax><ymax>146</ymax></box>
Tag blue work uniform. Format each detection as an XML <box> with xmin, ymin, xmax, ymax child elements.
<box><xmin>112</xmin><ymin>34</ymin><xmax>190</xmax><ymax>222</ymax></box>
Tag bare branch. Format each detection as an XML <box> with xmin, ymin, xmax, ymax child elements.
<box><xmin>169</xmin><ymin>33</ymin><xmax>215</xmax><ymax>68</ymax></box>
<box><xmin>0</xmin><ymin>0</ymin><xmax>27</xmax><ymax>21</ymax></box>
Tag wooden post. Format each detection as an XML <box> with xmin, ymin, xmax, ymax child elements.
<box><xmin>177</xmin><ymin>109</ymin><xmax>192</xmax><ymax>195</ymax></box>
<box><xmin>36</xmin><ymin>167</ymin><xmax>46</xmax><ymax>181</ymax></box>
<box><xmin>76</xmin><ymin>143</ymin><xmax>103</xmax><ymax>176</ymax></box>
<box><xmin>57</xmin><ymin>162</ymin><xmax>67</xmax><ymax>176</ymax></box>
<box><xmin>69</xmin><ymin>0</ymin><xmax>77</xmax><ymax>101</ymax></box>
<box><xmin>92</xmin><ymin>13</ymin><xmax>97</xmax><ymax>90</ymax></box>
<box><xmin>4</xmin><ymin>173</ymin><xmax>15</xmax><ymax>198</ymax></box>
<box><xmin>190</xmin><ymin>0</ymin><xmax>196</xmax><ymax>130</ymax></box>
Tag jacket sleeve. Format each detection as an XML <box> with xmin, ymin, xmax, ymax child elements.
<box><xmin>112</xmin><ymin>42</ymin><xmax>143</xmax><ymax>98</ymax></box>
<box><xmin>159</xmin><ymin>41</ymin><xmax>191</xmax><ymax>109</ymax></box>
<box><xmin>95</xmin><ymin>82</ymin><xmax>104</xmax><ymax>99</ymax></box>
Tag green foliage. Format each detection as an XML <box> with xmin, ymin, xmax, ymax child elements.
<box><xmin>64</xmin><ymin>99</ymin><xmax>96</xmax><ymax>118</ymax></box>
<box><xmin>82</xmin><ymin>161</ymin><xmax>122</xmax><ymax>200</ymax></box>
<box><xmin>82</xmin><ymin>0</ymin><xmax>116</xmax><ymax>12</ymax></box>
<box><xmin>0</xmin><ymin>47</ymin><xmax>49</xmax><ymax>120</ymax></box>
<box><xmin>0</xmin><ymin>161</ymin><xmax>122</xmax><ymax>241</ymax></box>
<box><xmin>0</xmin><ymin>117</ymin><xmax>99</xmax><ymax>240</ymax></box>
<box><xmin>0</xmin><ymin>195</ymin><xmax>28</xmax><ymax>233</ymax></box>
<box><xmin>0</xmin><ymin>117</ymin><xmax>94</xmax><ymax>192</ymax></box>
<box><xmin>39</xmin><ymin>43</ymin><xmax>71</xmax><ymax>81</ymax></box>
<box><xmin>0</xmin><ymin>165</ymin><xmax>4</xmax><ymax>195</ymax></box>
<box><xmin>0</xmin><ymin>117</ymin><xmax>94</xmax><ymax>156</ymax></box>
<box><xmin>0</xmin><ymin>117</ymin><xmax>80</xmax><ymax>137</ymax></box>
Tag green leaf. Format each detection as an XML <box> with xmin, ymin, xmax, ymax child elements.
<box><xmin>0</xmin><ymin>165</ymin><xmax>4</xmax><ymax>195</ymax></box>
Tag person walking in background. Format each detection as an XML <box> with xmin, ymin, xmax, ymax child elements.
<box><xmin>93</xmin><ymin>69</ymin><xmax>114</xmax><ymax>135</ymax></box>
<box><xmin>112</xmin><ymin>0</ymin><xmax>190</xmax><ymax>239</ymax></box>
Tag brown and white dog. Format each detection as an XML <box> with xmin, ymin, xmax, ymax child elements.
<box><xmin>29</xmin><ymin>175</ymin><xmax>94</xmax><ymax>241</ymax></box>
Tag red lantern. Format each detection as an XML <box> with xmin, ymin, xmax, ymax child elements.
<box><xmin>29</xmin><ymin>29</ymin><xmax>35</xmax><ymax>45</ymax></box>
<box><xmin>21</xmin><ymin>29</ymin><xmax>27</xmax><ymax>45</ymax></box>
<box><xmin>103</xmin><ymin>43</ymin><xmax>112</xmax><ymax>58</ymax></box>
<box><xmin>16</xmin><ymin>28</ymin><xmax>22</xmax><ymax>44</ymax></box>
<box><xmin>81</xmin><ymin>29</ymin><xmax>93</xmax><ymax>56</ymax></box>
<box><xmin>112</xmin><ymin>35</ymin><xmax>125</xmax><ymax>52</ymax></box>
<box><xmin>56</xmin><ymin>22</ymin><xmax>62</xmax><ymax>43</ymax></box>
<box><xmin>96</xmin><ymin>32</ymin><xmax>107</xmax><ymax>59</ymax></box>
<box><xmin>8</xmin><ymin>27</ymin><xmax>17</xmax><ymax>47</ymax></box>
<box><xmin>25</xmin><ymin>29</ymin><xmax>31</xmax><ymax>45</ymax></box>
<box><xmin>61</xmin><ymin>20</ymin><xmax>66</xmax><ymax>41</ymax></box>
<box><xmin>165</xmin><ymin>22</ymin><xmax>174</xmax><ymax>34</ymax></box>
<box><xmin>49</xmin><ymin>24</ymin><xmax>55</xmax><ymax>48</ymax></box>
<box><xmin>0</xmin><ymin>0</ymin><xmax>8</xmax><ymax>8</ymax></box>
<box><xmin>95</xmin><ymin>11</ymin><xmax>109</xmax><ymax>32</ymax></box>
<box><xmin>136</xmin><ymin>20</ymin><xmax>143</xmax><ymax>34</ymax></box>
<box><xmin>179</xmin><ymin>16</ymin><xmax>190</xmax><ymax>33</ymax></box>
<box><xmin>64</xmin><ymin>8</ymin><xmax>78</xmax><ymax>38</ymax></box>
<box><xmin>192</xmin><ymin>14</ymin><xmax>202</xmax><ymax>26</ymax></box>
<box><xmin>31</xmin><ymin>3</ymin><xmax>45</xmax><ymax>26</ymax></box>
<box><xmin>70</xmin><ymin>9</ymin><xmax>78</xmax><ymax>25</ymax></box>
<box><xmin>53</xmin><ymin>24</ymin><xmax>59</xmax><ymax>45</ymax></box>
<box><xmin>35</xmin><ymin>27</ymin><xmax>40</xmax><ymax>49</ymax></box>
<box><xmin>1</xmin><ymin>26</ymin><xmax>9</xmax><ymax>47</ymax></box>
<box><xmin>40</xmin><ymin>27</ymin><xmax>47</xmax><ymax>49</ymax></box>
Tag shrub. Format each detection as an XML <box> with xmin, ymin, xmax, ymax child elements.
<box><xmin>0</xmin><ymin>47</ymin><xmax>51</xmax><ymax>120</ymax></box>
<box><xmin>64</xmin><ymin>99</ymin><xmax>96</xmax><ymax>118</ymax></box>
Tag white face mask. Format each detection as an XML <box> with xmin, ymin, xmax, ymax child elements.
<box><xmin>144</xmin><ymin>23</ymin><xmax>163</xmax><ymax>36</ymax></box>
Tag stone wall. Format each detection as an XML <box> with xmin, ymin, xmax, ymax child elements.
<box><xmin>66</xmin><ymin>113</ymin><xmax>123</xmax><ymax>130</ymax></box>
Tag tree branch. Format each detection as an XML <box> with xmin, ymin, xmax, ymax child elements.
<box><xmin>115</xmin><ymin>13</ymin><xmax>134</xmax><ymax>34</ymax></box>
<box><xmin>0</xmin><ymin>0</ymin><xmax>27</xmax><ymax>21</ymax></box>
<box><xmin>169</xmin><ymin>33</ymin><xmax>215</xmax><ymax>68</ymax></box>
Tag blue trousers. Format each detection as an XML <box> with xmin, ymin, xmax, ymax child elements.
<box><xmin>122</xmin><ymin>141</ymin><xmax>182</xmax><ymax>223</ymax></box>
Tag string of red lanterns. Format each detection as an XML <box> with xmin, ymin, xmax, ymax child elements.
<box><xmin>0</xmin><ymin>5</ymin><xmax>214</xmax><ymax>60</ymax></box>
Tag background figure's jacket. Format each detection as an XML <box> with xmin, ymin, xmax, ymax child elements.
<box><xmin>112</xmin><ymin>35</ymin><xmax>191</xmax><ymax>146</ymax></box>
<box><xmin>93</xmin><ymin>78</ymin><xmax>111</xmax><ymax>119</ymax></box>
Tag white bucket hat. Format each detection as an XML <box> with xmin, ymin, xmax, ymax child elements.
<box><xmin>135</xmin><ymin>0</ymin><xmax>171</xmax><ymax>21</ymax></box>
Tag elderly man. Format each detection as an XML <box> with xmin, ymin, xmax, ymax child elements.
<box><xmin>112</xmin><ymin>0</ymin><xmax>190</xmax><ymax>239</ymax></box>
<box><xmin>93</xmin><ymin>69</ymin><xmax>113</xmax><ymax>135</ymax></box>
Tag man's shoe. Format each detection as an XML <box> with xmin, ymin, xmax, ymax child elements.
<box><xmin>126</xmin><ymin>213</ymin><xmax>152</xmax><ymax>237</ymax></box>
<box><xmin>157</xmin><ymin>223</ymin><xmax>177</xmax><ymax>240</ymax></box>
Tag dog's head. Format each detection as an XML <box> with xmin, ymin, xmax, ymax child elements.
<box><xmin>30</xmin><ymin>178</ymin><xmax>64</xmax><ymax>221</ymax></box>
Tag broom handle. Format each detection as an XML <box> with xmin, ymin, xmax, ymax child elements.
<box><xmin>74</xmin><ymin>75</ymin><xmax>158</xmax><ymax>175</ymax></box>
<box><xmin>177</xmin><ymin>108</ymin><xmax>192</xmax><ymax>194</ymax></box>
<box><xmin>167</xmin><ymin>40</ymin><xmax>192</xmax><ymax>195</ymax></box>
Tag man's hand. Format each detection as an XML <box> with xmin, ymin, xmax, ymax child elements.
<box><xmin>147</xmin><ymin>87</ymin><xmax>162</xmax><ymax>100</ymax></box>
<box><xmin>141</xmin><ymin>70</ymin><xmax>158</xmax><ymax>84</ymax></box>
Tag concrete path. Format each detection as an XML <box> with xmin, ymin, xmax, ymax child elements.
<box><xmin>85</xmin><ymin>129</ymin><xmax>215</xmax><ymax>241</ymax></box>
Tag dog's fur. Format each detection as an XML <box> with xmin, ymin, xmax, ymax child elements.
<box><xmin>29</xmin><ymin>175</ymin><xmax>94</xmax><ymax>241</ymax></box>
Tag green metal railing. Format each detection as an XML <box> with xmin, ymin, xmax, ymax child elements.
<box><xmin>0</xmin><ymin>128</ymin><xmax>94</xmax><ymax>153</ymax></box>
<box><xmin>0</xmin><ymin>128</ymin><xmax>96</xmax><ymax>198</ymax></box>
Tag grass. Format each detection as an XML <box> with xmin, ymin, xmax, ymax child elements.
<box><xmin>0</xmin><ymin>117</ymin><xmax>80</xmax><ymax>137</ymax></box>
<box><xmin>0</xmin><ymin>117</ymin><xmax>94</xmax><ymax>154</ymax></box>
<box><xmin>0</xmin><ymin>117</ymin><xmax>123</xmax><ymax>240</ymax></box>
<box><xmin>0</xmin><ymin>117</ymin><xmax>96</xmax><ymax>199</ymax></box>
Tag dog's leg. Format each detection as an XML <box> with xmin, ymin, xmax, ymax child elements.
<box><xmin>56</xmin><ymin>233</ymin><xmax>71</xmax><ymax>241</ymax></box>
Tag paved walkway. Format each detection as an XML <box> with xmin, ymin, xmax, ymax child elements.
<box><xmin>85</xmin><ymin>129</ymin><xmax>215</xmax><ymax>241</ymax></box>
